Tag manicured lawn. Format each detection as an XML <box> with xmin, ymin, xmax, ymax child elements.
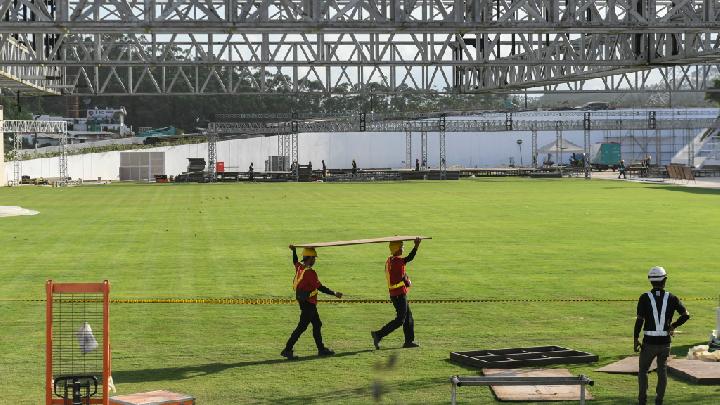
<box><xmin>1</xmin><ymin>179</ymin><xmax>719</xmax><ymax>404</ymax></box>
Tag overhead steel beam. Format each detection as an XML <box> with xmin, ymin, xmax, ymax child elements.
<box><xmin>2</xmin><ymin>0</ymin><xmax>720</xmax><ymax>34</ymax></box>
<box><xmin>0</xmin><ymin>36</ymin><xmax>61</xmax><ymax>95</ymax></box>
<box><xmin>459</xmin><ymin>30</ymin><xmax>720</xmax><ymax>91</ymax></box>
<box><xmin>209</xmin><ymin>109</ymin><xmax>720</xmax><ymax>136</ymax></box>
<box><xmin>3</xmin><ymin>0</ymin><xmax>720</xmax><ymax>94</ymax></box>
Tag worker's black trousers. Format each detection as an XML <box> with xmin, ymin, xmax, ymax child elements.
<box><xmin>377</xmin><ymin>294</ymin><xmax>414</xmax><ymax>343</ymax></box>
<box><xmin>285</xmin><ymin>300</ymin><xmax>325</xmax><ymax>351</ymax></box>
<box><xmin>638</xmin><ymin>343</ymin><xmax>670</xmax><ymax>405</ymax></box>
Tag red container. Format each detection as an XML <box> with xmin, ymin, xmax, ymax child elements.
<box><xmin>216</xmin><ymin>161</ymin><xmax>225</xmax><ymax>173</ymax></box>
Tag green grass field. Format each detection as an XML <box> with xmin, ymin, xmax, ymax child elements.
<box><xmin>1</xmin><ymin>178</ymin><xmax>720</xmax><ymax>404</ymax></box>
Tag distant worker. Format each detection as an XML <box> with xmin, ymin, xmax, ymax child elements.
<box><xmin>641</xmin><ymin>155</ymin><xmax>652</xmax><ymax>177</ymax></box>
<box><xmin>371</xmin><ymin>238</ymin><xmax>421</xmax><ymax>349</ymax></box>
<box><xmin>248</xmin><ymin>162</ymin><xmax>254</xmax><ymax>181</ymax></box>
<box><xmin>415</xmin><ymin>158</ymin><xmax>420</xmax><ymax>172</ymax></box>
<box><xmin>322</xmin><ymin>160</ymin><xmax>327</xmax><ymax>179</ymax></box>
<box><xmin>352</xmin><ymin>159</ymin><xmax>358</xmax><ymax>177</ymax></box>
<box><xmin>635</xmin><ymin>266</ymin><xmax>690</xmax><ymax>405</ymax></box>
<box><xmin>282</xmin><ymin>246</ymin><xmax>343</xmax><ymax>360</ymax></box>
<box><xmin>618</xmin><ymin>159</ymin><xmax>627</xmax><ymax>179</ymax></box>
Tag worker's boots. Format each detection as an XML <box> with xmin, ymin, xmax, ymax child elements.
<box><xmin>280</xmin><ymin>348</ymin><xmax>298</xmax><ymax>360</ymax></box>
<box><xmin>318</xmin><ymin>347</ymin><xmax>335</xmax><ymax>356</ymax></box>
<box><xmin>371</xmin><ymin>331</ymin><xmax>381</xmax><ymax>350</ymax></box>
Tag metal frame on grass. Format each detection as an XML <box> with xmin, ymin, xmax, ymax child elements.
<box><xmin>46</xmin><ymin>280</ymin><xmax>111</xmax><ymax>405</ymax></box>
<box><xmin>0</xmin><ymin>120</ymin><xmax>68</xmax><ymax>186</ymax></box>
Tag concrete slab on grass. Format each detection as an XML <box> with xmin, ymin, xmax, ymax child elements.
<box><xmin>110</xmin><ymin>390</ymin><xmax>195</xmax><ymax>405</ymax></box>
<box><xmin>668</xmin><ymin>359</ymin><xmax>720</xmax><ymax>384</ymax></box>
<box><xmin>596</xmin><ymin>356</ymin><xmax>656</xmax><ymax>374</ymax></box>
<box><xmin>0</xmin><ymin>206</ymin><xmax>39</xmax><ymax>218</ymax></box>
<box><xmin>483</xmin><ymin>368</ymin><xmax>593</xmax><ymax>401</ymax></box>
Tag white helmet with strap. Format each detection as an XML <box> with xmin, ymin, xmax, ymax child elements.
<box><xmin>648</xmin><ymin>266</ymin><xmax>668</xmax><ymax>282</ymax></box>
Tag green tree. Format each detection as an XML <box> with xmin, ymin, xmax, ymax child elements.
<box><xmin>705</xmin><ymin>78</ymin><xmax>720</xmax><ymax>105</ymax></box>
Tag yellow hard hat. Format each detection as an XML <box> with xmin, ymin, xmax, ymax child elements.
<box><xmin>302</xmin><ymin>247</ymin><xmax>317</xmax><ymax>257</ymax></box>
<box><xmin>389</xmin><ymin>241</ymin><xmax>403</xmax><ymax>254</ymax></box>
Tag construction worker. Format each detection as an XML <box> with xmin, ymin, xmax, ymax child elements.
<box><xmin>282</xmin><ymin>245</ymin><xmax>343</xmax><ymax>360</ymax></box>
<box><xmin>351</xmin><ymin>159</ymin><xmax>358</xmax><ymax>177</ymax></box>
<box><xmin>634</xmin><ymin>266</ymin><xmax>690</xmax><ymax>405</ymax></box>
<box><xmin>618</xmin><ymin>159</ymin><xmax>627</xmax><ymax>179</ymax></box>
<box><xmin>248</xmin><ymin>162</ymin><xmax>254</xmax><ymax>181</ymax></box>
<box><xmin>371</xmin><ymin>238</ymin><xmax>421</xmax><ymax>349</ymax></box>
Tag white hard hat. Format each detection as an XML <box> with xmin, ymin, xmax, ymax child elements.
<box><xmin>648</xmin><ymin>266</ymin><xmax>668</xmax><ymax>282</ymax></box>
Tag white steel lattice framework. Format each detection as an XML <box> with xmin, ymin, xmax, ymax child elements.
<box><xmin>2</xmin><ymin>0</ymin><xmax>720</xmax><ymax>95</ymax></box>
<box><xmin>210</xmin><ymin>109</ymin><xmax>720</xmax><ymax>136</ymax></box>
<box><xmin>1</xmin><ymin>120</ymin><xmax>68</xmax><ymax>185</ymax></box>
<box><xmin>0</xmin><ymin>36</ymin><xmax>61</xmax><ymax>95</ymax></box>
<box><xmin>209</xmin><ymin>108</ymin><xmax>718</xmax><ymax>180</ymax></box>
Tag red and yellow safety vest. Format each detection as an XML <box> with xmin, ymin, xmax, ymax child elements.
<box><xmin>293</xmin><ymin>263</ymin><xmax>319</xmax><ymax>303</ymax></box>
<box><xmin>385</xmin><ymin>256</ymin><xmax>409</xmax><ymax>296</ymax></box>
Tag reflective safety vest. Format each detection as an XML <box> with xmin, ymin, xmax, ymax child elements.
<box><xmin>645</xmin><ymin>291</ymin><xmax>669</xmax><ymax>337</ymax></box>
<box><xmin>293</xmin><ymin>266</ymin><xmax>318</xmax><ymax>298</ymax></box>
<box><xmin>385</xmin><ymin>258</ymin><xmax>406</xmax><ymax>290</ymax></box>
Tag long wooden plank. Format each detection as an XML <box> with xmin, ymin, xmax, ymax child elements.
<box><xmin>294</xmin><ymin>235</ymin><xmax>431</xmax><ymax>248</ymax></box>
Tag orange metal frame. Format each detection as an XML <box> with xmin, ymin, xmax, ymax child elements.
<box><xmin>46</xmin><ymin>280</ymin><xmax>111</xmax><ymax>405</ymax></box>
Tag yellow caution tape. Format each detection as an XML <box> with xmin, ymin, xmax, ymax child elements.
<box><xmin>0</xmin><ymin>297</ymin><xmax>715</xmax><ymax>305</ymax></box>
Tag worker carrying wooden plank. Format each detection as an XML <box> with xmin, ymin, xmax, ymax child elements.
<box><xmin>634</xmin><ymin>266</ymin><xmax>691</xmax><ymax>405</ymax></box>
<box><xmin>281</xmin><ymin>246</ymin><xmax>343</xmax><ymax>360</ymax></box>
<box><xmin>371</xmin><ymin>237</ymin><xmax>422</xmax><ymax>350</ymax></box>
<box><xmin>287</xmin><ymin>235</ymin><xmax>430</xmax><ymax>354</ymax></box>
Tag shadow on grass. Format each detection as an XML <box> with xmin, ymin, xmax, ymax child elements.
<box><xmin>594</xmin><ymin>392</ymin><xmax>718</xmax><ymax>404</ymax></box>
<box><xmin>671</xmin><ymin>342</ymin><xmax>709</xmax><ymax>357</ymax></box>
<box><xmin>442</xmin><ymin>358</ymin><xmax>482</xmax><ymax>374</ymax></box>
<box><xmin>271</xmin><ymin>375</ymin><xmax>444</xmax><ymax>404</ymax></box>
<box><xmin>646</xmin><ymin>185</ymin><xmax>720</xmax><ymax>195</ymax></box>
<box><xmin>112</xmin><ymin>348</ymin><xmax>377</xmax><ymax>383</ymax></box>
<box><xmin>598</xmin><ymin>183</ymin><xmax>720</xmax><ymax>195</ymax></box>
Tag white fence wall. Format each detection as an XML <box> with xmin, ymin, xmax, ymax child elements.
<box><xmin>4</xmin><ymin>130</ymin><xmax>686</xmax><ymax>182</ymax></box>
<box><xmin>0</xmin><ymin>106</ymin><xmax>5</xmax><ymax>186</ymax></box>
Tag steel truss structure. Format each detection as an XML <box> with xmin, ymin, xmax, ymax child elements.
<box><xmin>13</xmin><ymin>128</ymin><xmax>21</xmax><ymax>184</ymax></box>
<box><xmin>211</xmin><ymin>109</ymin><xmax>720</xmax><ymax>136</ymax></box>
<box><xmin>0</xmin><ymin>36</ymin><xmax>61</xmax><ymax>95</ymax></box>
<box><xmin>207</xmin><ymin>109</ymin><xmax>716</xmax><ymax>180</ymax></box>
<box><xmin>1</xmin><ymin>120</ymin><xmax>68</xmax><ymax>185</ymax></box>
<box><xmin>207</xmin><ymin>130</ymin><xmax>218</xmax><ymax>181</ymax></box>
<box><xmin>3</xmin><ymin>0</ymin><xmax>720</xmax><ymax>95</ymax></box>
<box><xmin>405</xmin><ymin>129</ymin><xmax>412</xmax><ymax>169</ymax></box>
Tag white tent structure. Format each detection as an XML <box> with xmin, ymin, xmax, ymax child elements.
<box><xmin>539</xmin><ymin>139</ymin><xmax>585</xmax><ymax>154</ymax></box>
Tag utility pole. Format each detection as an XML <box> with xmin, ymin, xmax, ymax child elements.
<box><xmin>516</xmin><ymin>139</ymin><xmax>523</xmax><ymax>166</ymax></box>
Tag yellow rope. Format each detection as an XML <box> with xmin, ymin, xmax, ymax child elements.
<box><xmin>0</xmin><ymin>297</ymin><xmax>714</xmax><ymax>305</ymax></box>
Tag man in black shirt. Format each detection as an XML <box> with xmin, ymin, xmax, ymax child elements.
<box><xmin>634</xmin><ymin>266</ymin><xmax>690</xmax><ymax>405</ymax></box>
